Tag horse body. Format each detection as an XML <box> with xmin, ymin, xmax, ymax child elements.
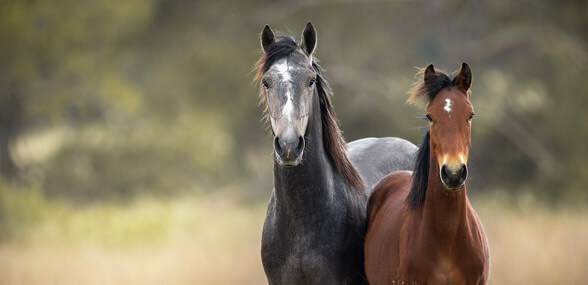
<box><xmin>348</xmin><ymin>137</ymin><xmax>417</xmax><ymax>196</ymax></box>
<box><xmin>262</xmin><ymin>105</ymin><xmax>367</xmax><ymax>283</ymax></box>
<box><xmin>256</xmin><ymin>23</ymin><xmax>416</xmax><ymax>284</ymax></box>
<box><xmin>366</xmin><ymin>169</ymin><xmax>489</xmax><ymax>284</ymax></box>
<box><xmin>365</xmin><ymin>63</ymin><xmax>490</xmax><ymax>285</ymax></box>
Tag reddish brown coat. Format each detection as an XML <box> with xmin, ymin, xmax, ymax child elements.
<box><xmin>365</xmin><ymin>63</ymin><xmax>490</xmax><ymax>284</ymax></box>
<box><xmin>365</xmin><ymin>169</ymin><xmax>489</xmax><ymax>284</ymax></box>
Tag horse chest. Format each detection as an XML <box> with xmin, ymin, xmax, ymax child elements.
<box><xmin>427</xmin><ymin>251</ymin><xmax>486</xmax><ymax>285</ymax></box>
<box><xmin>262</xmin><ymin>212</ymin><xmax>349</xmax><ymax>281</ymax></box>
<box><xmin>430</xmin><ymin>256</ymin><xmax>466</xmax><ymax>284</ymax></box>
<box><xmin>398</xmin><ymin>243</ymin><xmax>486</xmax><ymax>285</ymax></box>
<box><xmin>263</xmin><ymin>232</ymin><xmax>341</xmax><ymax>283</ymax></box>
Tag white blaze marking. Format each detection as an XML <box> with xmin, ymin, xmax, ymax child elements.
<box><xmin>274</xmin><ymin>60</ymin><xmax>294</xmax><ymax>120</ymax></box>
<box><xmin>282</xmin><ymin>91</ymin><xmax>294</xmax><ymax>119</ymax></box>
<box><xmin>275</xmin><ymin>60</ymin><xmax>291</xmax><ymax>82</ymax></box>
<box><xmin>444</xmin><ymin>98</ymin><xmax>452</xmax><ymax>113</ymax></box>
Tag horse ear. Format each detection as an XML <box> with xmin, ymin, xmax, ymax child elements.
<box><xmin>300</xmin><ymin>22</ymin><xmax>317</xmax><ymax>56</ymax></box>
<box><xmin>456</xmin><ymin>62</ymin><xmax>472</xmax><ymax>92</ymax></box>
<box><xmin>261</xmin><ymin>25</ymin><xmax>275</xmax><ymax>53</ymax></box>
<box><xmin>423</xmin><ymin>64</ymin><xmax>436</xmax><ymax>85</ymax></box>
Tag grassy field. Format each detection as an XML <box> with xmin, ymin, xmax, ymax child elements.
<box><xmin>473</xmin><ymin>195</ymin><xmax>588</xmax><ymax>284</ymax></box>
<box><xmin>0</xmin><ymin>188</ymin><xmax>587</xmax><ymax>284</ymax></box>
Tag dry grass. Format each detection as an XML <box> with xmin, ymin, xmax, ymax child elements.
<box><xmin>0</xmin><ymin>189</ymin><xmax>587</xmax><ymax>284</ymax></box>
<box><xmin>474</xmin><ymin>194</ymin><xmax>588</xmax><ymax>284</ymax></box>
<box><xmin>0</xmin><ymin>191</ymin><xmax>267</xmax><ymax>285</ymax></box>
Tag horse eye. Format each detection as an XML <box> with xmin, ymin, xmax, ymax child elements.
<box><xmin>309</xmin><ymin>78</ymin><xmax>316</xmax><ymax>87</ymax></box>
<box><xmin>262</xmin><ymin>79</ymin><xmax>269</xmax><ymax>89</ymax></box>
<box><xmin>425</xmin><ymin>114</ymin><xmax>433</xmax><ymax>122</ymax></box>
<box><xmin>469</xmin><ymin>113</ymin><xmax>475</xmax><ymax>121</ymax></box>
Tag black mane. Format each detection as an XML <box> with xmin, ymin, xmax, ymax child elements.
<box><xmin>259</xmin><ymin>34</ymin><xmax>300</xmax><ymax>74</ymax></box>
<box><xmin>408</xmin><ymin>130</ymin><xmax>430</xmax><ymax>209</ymax></box>
<box><xmin>408</xmin><ymin>68</ymin><xmax>453</xmax><ymax>104</ymax></box>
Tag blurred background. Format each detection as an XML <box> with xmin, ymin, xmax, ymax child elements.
<box><xmin>0</xmin><ymin>0</ymin><xmax>587</xmax><ymax>284</ymax></box>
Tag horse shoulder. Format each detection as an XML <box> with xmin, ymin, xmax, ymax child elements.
<box><xmin>461</xmin><ymin>205</ymin><xmax>491</xmax><ymax>283</ymax></box>
<box><xmin>261</xmin><ymin>193</ymin><xmax>279</xmax><ymax>274</ymax></box>
<box><xmin>365</xmin><ymin>171</ymin><xmax>412</xmax><ymax>284</ymax></box>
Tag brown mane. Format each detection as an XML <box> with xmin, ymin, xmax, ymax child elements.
<box><xmin>253</xmin><ymin>34</ymin><xmax>364</xmax><ymax>192</ymax></box>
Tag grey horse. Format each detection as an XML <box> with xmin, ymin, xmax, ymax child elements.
<box><xmin>255</xmin><ymin>22</ymin><xmax>416</xmax><ymax>284</ymax></box>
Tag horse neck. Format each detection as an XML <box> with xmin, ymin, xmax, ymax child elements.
<box><xmin>419</xmin><ymin>156</ymin><xmax>471</xmax><ymax>238</ymax></box>
<box><xmin>273</xmin><ymin>91</ymin><xmax>338</xmax><ymax>219</ymax></box>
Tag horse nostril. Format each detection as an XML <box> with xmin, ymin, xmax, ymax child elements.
<box><xmin>274</xmin><ymin>136</ymin><xmax>282</xmax><ymax>153</ymax></box>
<box><xmin>459</xmin><ymin>164</ymin><xmax>468</xmax><ymax>183</ymax></box>
<box><xmin>295</xmin><ymin>136</ymin><xmax>304</xmax><ymax>152</ymax></box>
<box><xmin>441</xmin><ymin>165</ymin><xmax>450</xmax><ymax>182</ymax></box>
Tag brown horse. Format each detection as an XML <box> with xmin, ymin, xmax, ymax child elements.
<box><xmin>364</xmin><ymin>63</ymin><xmax>490</xmax><ymax>284</ymax></box>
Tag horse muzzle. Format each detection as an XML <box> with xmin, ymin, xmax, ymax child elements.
<box><xmin>273</xmin><ymin>129</ymin><xmax>305</xmax><ymax>167</ymax></box>
<box><xmin>440</xmin><ymin>163</ymin><xmax>467</xmax><ymax>191</ymax></box>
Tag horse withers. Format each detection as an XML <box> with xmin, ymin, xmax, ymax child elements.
<box><xmin>255</xmin><ymin>22</ymin><xmax>416</xmax><ymax>284</ymax></box>
<box><xmin>364</xmin><ymin>63</ymin><xmax>490</xmax><ymax>284</ymax></box>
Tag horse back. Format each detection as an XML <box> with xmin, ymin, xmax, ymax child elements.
<box><xmin>348</xmin><ymin>137</ymin><xmax>417</xmax><ymax>195</ymax></box>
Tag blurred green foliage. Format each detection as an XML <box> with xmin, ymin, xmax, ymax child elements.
<box><xmin>0</xmin><ymin>182</ymin><xmax>172</xmax><ymax>245</ymax></box>
<box><xmin>0</xmin><ymin>0</ymin><xmax>586</xmax><ymax>204</ymax></box>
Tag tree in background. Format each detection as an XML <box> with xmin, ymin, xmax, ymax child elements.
<box><xmin>0</xmin><ymin>0</ymin><xmax>586</xmax><ymax>204</ymax></box>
